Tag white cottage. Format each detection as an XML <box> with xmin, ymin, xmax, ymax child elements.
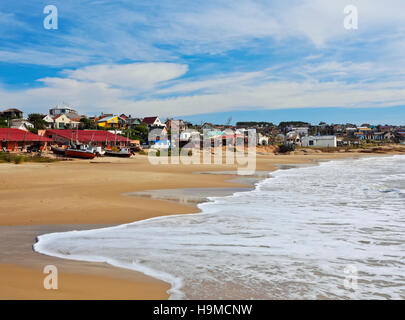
<box><xmin>301</xmin><ymin>136</ymin><xmax>337</xmax><ymax>147</ymax></box>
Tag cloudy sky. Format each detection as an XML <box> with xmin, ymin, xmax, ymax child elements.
<box><xmin>0</xmin><ymin>0</ymin><xmax>405</xmax><ymax>124</ymax></box>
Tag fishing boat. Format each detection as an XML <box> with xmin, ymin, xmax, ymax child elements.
<box><xmin>51</xmin><ymin>145</ymin><xmax>66</xmax><ymax>156</ymax></box>
<box><xmin>65</xmin><ymin>144</ymin><xmax>96</xmax><ymax>159</ymax></box>
<box><xmin>105</xmin><ymin>147</ymin><xmax>132</xmax><ymax>158</ymax></box>
<box><xmin>91</xmin><ymin>146</ymin><xmax>105</xmax><ymax>157</ymax></box>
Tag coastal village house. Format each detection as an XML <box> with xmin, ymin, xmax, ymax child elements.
<box><xmin>165</xmin><ymin>119</ymin><xmax>186</xmax><ymax>132</ymax></box>
<box><xmin>0</xmin><ymin>108</ymin><xmax>24</xmax><ymax>120</ymax></box>
<box><xmin>10</xmin><ymin>119</ymin><xmax>34</xmax><ymax>131</ymax></box>
<box><xmin>45</xmin><ymin>129</ymin><xmax>130</xmax><ymax>148</ymax></box>
<box><xmin>43</xmin><ymin>114</ymin><xmax>80</xmax><ymax>129</ymax></box>
<box><xmin>148</xmin><ymin>127</ymin><xmax>168</xmax><ymax>146</ymax></box>
<box><xmin>0</xmin><ymin>128</ymin><xmax>52</xmax><ymax>151</ymax></box>
<box><xmin>97</xmin><ymin>115</ymin><xmax>126</xmax><ymax>129</ymax></box>
<box><xmin>43</xmin><ymin>105</ymin><xmax>81</xmax><ymax>129</ymax></box>
<box><xmin>301</xmin><ymin>135</ymin><xmax>337</xmax><ymax>147</ymax></box>
<box><xmin>142</xmin><ymin>116</ymin><xmax>165</xmax><ymax>128</ymax></box>
<box><xmin>126</xmin><ymin>117</ymin><xmax>142</xmax><ymax>129</ymax></box>
<box><xmin>286</xmin><ymin>132</ymin><xmax>301</xmax><ymax>146</ymax></box>
<box><xmin>49</xmin><ymin>105</ymin><xmax>81</xmax><ymax>121</ymax></box>
<box><xmin>257</xmin><ymin>132</ymin><xmax>270</xmax><ymax>146</ymax></box>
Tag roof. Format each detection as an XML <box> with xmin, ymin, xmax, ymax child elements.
<box><xmin>2</xmin><ymin>108</ymin><xmax>23</xmax><ymax>113</ymax></box>
<box><xmin>303</xmin><ymin>135</ymin><xmax>336</xmax><ymax>140</ymax></box>
<box><xmin>0</xmin><ymin>128</ymin><xmax>52</xmax><ymax>142</ymax></box>
<box><xmin>10</xmin><ymin>119</ymin><xmax>32</xmax><ymax>125</ymax></box>
<box><xmin>142</xmin><ymin>116</ymin><xmax>159</xmax><ymax>124</ymax></box>
<box><xmin>97</xmin><ymin>115</ymin><xmax>116</xmax><ymax>122</ymax></box>
<box><xmin>45</xmin><ymin>129</ymin><xmax>130</xmax><ymax>143</ymax></box>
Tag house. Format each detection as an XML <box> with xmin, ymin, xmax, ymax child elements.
<box><xmin>0</xmin><ymin>108</ymin><xmax>23</xmax><ymax>119</ymax></box>
<box><xmin>0</xmin><ymin>128</ymin><xmax>52</xmax><ymax>151</ymax></box>
<box><xmin>383</xmin><ymin>132</ymin><xmax>395</xmax><ymax>141</ymax></box>
<box><xmin>142</xmin><ymin>116</ymin><xmax>165</xmax><ymax>128</ymax></box>
<box><xmin>180</xmin><ymin>130</ymin><xmax>200</xmax><ymax>141</ymax></box>
<box><xmin>43</xmin><ymin>115</ymin><xmax>55</xmax><ymax>129</ymax></box>
<box><xmin>301</xmin><ymin>136</ymin><xmax>337</xmax><ymax>147</ymax></box>
<box><xmin>290</xmin><ymin>127</ymin><xmax>309</xmax><ymax>136</ymax></box>
<box><xmin>355</xmin><ymin>127</ymin><xmax>373</xmax><ymax>140</ymax></box>
<box><xmin>372</xmin><ymin>132</ymin><xmax>394</xmax><ymax>141</ymax></box>
<box><xmin>201</xmin><ymin>123</ymin><xmax>224</xmax><ymax>130</ymax></box>
<box><xmin>165</xmin><ymin>119</ymin><xmax>186</xmax><ymax>132</ymax></box>
<box><xmin>9</xmin><ymin>119</ymin><xmax>34</xmax><ymax>131</ymax></box>
<box><xmin>127</xmin><ymin>117</ymin><xmax>143</xmax><ymax>129</ymax></box>
<box><xmin>148</xmin><ymin>127</ymin><xmax>168</xmax><ymax>145</ymax></box>
<box><xmin>44</xmin><ymin>129</ymin><xmax>130</xmax><ymax>148</ymax></box>
<box><xmin>97</xmin><ymin>115</ymin><xmax>126</xmax><ymax>129</ymax></box>
<box><xmin>286</xmin><ymin>132</ymin><xmax>301</xmax><ymax>145</ymax></box>
<box><xmin>257</xmin><ymin>132</ymin><xmax>270</xmax><ymax>146</ymax></box>
<box><xmin>49</xmin><ymin>105</ymin><xmax>81</xmax><ymax>121</ymax></box>
<box><xmin>396</xmin><ymin>132</ymin><xmax>405</xmax><ymax>144</ymax></box>
<box><xmin>43</xmin><ymin>114</ymin><xmax>80</xmax><ymax>129</ymax></box>
<box><xmin>120</xmin><ymin>114</ymin><xmax>129</xmax><ymax>121</ymax></box>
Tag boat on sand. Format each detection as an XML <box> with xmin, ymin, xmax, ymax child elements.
<box><xmin>105</xmin><ymin>147</ymin><xmax>132</xmax><ymax>158</ymax></box>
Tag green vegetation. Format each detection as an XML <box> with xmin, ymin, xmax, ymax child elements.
<box><xmin>79</xmin><ymin>117</ymin><xmax>98</xmax><ymax>129</ymax></box>
<box><xmin>28</xmin><ymin>113</ymin><xmax>47</xmax><ymax>130</ymax></box>
<box><xmin>121</xmin><ymin>124</ymin><xmax>148</xmax><ymax>143</ymax></box>
<box><xmin>278</xmin><ymin>143</ymin><xmax>296</xmax><ymax>153</ymax></box>
<box><xmin>0</xmin><ymin>152</ymin><xmax>58</xmax><ymax>164</ymax></box>
<box><xmin>236</xmin><ymin>121</ymin><xmax>275</xmax><ymax>128</ymax></box>
<box><xmin>278</xmin><ymin>121</ymin><xmax>310</xmax><ymax>128</ymax></box>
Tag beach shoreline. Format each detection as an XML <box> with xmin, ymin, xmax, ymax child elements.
<box><xmin>0</xmin><ymin>151</ymin><xmax>402</xmax><ymax>299</ymax></box>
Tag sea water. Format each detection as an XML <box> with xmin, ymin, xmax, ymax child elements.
<box><xmin>34</xmin><ymin>155</ymin><xmax>405</xmax><ymax>299</ymax></box>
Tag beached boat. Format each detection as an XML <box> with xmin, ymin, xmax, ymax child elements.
<box><xmin>105</xmin><ymin>147</ymin><xmax>132</xmax><ymax>158</ymax></box>
<box><xmin>65</xmin><ymin>144</ymin><xmax>96</xmax><ymax>159</ymax></box>
<box><xmin>51</xmin><ymin>145</ymin><xmax>66</xmax><ymax>156</ymax></box>
<box><xmin>91</xmin><ymin>146</ymin><xmax>105</xmax><ymax>157</ymax></box>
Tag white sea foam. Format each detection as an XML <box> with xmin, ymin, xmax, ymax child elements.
<box><xmin>34</xmin><ymin>155</ymin><xmax>405</xmax><ymax>299</ymax></box>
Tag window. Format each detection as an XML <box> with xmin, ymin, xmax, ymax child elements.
<box><xmin>309</xmin><ymin>140</ymin><xmax>314</xmax><ymax>146</ymax></box>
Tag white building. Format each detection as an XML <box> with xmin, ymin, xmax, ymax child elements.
<box><xmin>290</xmin><ymin>127</ymin><xmax>309</xmax><ymax>136</ymax></box>
<box><xmin>10</xmin><ymin>119</ymin><xmax>34</xmax><ymax>131</ymax></box>
<box><xmin>301</xmin><ymin>135</ymin><xmax>337</xmax><ymax>147</ymax></box>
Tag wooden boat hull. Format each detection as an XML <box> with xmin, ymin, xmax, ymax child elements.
<box><xmin>51</xmin><ymin>146</ymin><xmax>66</xmax><ymax>156</ymax></box>
<box><xmin>65</xmin><ymin>149</ymin><xmax>96</xmax><ymax>159</ymax></box>
<box><xmin>105</xmin><ymin>151</ymin><xmax>132</xmax><ymax>158</ymax></box>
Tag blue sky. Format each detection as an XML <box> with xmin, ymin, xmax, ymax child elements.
<box><xmin>0</xmin><ymin>0</ymin><xmax>405</xmax><ymax>124</ymax></box>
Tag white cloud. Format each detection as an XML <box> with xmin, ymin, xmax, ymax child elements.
<box><xmin>1</xmin><ymin>60</ymin><xmax>405</xmax><ymax>118</ymax></box>
<box><xmin>2</xmin><ymin>0</ymin><xmax>405</xmax><ymax>65</ymax></box>
<box><xmin>64</xmin><ymin>63</ymin><xmax>188</xmax><ymax>90</ymax></box>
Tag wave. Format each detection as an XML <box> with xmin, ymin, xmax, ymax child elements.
<box><xmin>34</xmin><ymin>155</ymin><xmax>405</xmax><ymax>299</ymax></box>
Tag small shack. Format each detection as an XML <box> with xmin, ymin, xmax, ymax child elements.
<box><xmin>301</xmin><ymin>136</ymin><xmax>337</xmax><ymax>148</ymax></box>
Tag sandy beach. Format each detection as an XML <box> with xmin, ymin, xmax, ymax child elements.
<box><xmin>0</xmin><ymin>150</ymin><xmax>402</xmax><ymax>299</ymax></box>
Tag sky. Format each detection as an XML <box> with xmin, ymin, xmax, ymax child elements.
<box><xmin>0</xmin><ymin>0</ymin><xmax>405</xmax><ymax>125</ymax></box>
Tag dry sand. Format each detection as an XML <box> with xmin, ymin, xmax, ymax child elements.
<box><xmin>0</xmin><ymin>151</ymin><xmax>399</xmax><ymax>299</ymax></box>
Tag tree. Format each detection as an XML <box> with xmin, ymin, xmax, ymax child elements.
<box><xmin>0</xmin><ymin>118</ymin><xmax>8</xmax><ymax>128</ymax></box>
<box><xmin>28</xmin><ymin>113</ymin><xmax>47</xmax><ymax>130</ymax></box>
<box><xmin>121</xmin><ymin>124</ymin><xmax>149</xmax><ymax>143</ymax></box>
<box><xmin>79</xmin><ymin>117</ymin><xmax>97</xmax><ymax>129</ymax></box>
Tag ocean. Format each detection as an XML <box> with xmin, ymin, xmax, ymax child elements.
<box><xmin>34</xmin><ymin>155</ymin><xmax>405</xmax><ymax>299</ymax></box>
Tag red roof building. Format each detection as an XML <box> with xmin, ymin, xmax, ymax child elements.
<box><xmin>45</xmin><ymin>129</ymin><xmax>130</xmax><ymax>148</ymax></box>
<box><xmin>0</xmin><ymin>128</ymin><xmax>52</xmax><ymax>151</ymax></box>
<box><xmin>142</xmin><ymin>116</ymin><xmax>164</xmax><ymax>127</ymax></box>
